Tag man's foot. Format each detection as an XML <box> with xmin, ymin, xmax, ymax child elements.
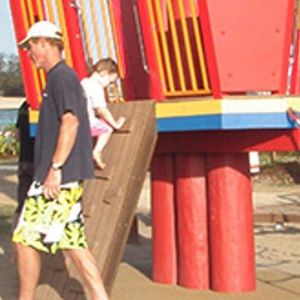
<box><xmin>93</xmin><ymin>152</ymin><xmax>106</xmax><ymax>170</ymax></box>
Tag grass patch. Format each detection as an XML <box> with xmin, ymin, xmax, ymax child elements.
<box><xmin>254</xmin><ymin>152</ymin><xmax>300</xmax><ymax>185</ymax></box>
<box><xmin>260</xmin><ymin>151</ymin><xmax>300</xmax><ymax>166</ymax></box>
<box><xmin>0</xmin><ymin>205</ymin><xmax>15</xmax><ymax>219</ymax></box>
<box><xmin>0</xmin><ymin>158</ymin><xmax>18</xmax><ymax>165</ymax></box>
<box><xmin>0</xmin><ymin>205</ymin><xmax>15</xmax><ymax>234</ymax></box>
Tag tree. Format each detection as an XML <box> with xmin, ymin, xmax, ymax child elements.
<box><xmin>0</xmin><ymin>52</ymin><xmax>25</xmax><ymax>96</ymax></box>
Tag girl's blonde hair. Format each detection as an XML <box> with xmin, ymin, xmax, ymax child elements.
<box><xmin>92</xmin><ymin>58</ymin><xmax>119</xmax><ymax>76</ymax></box>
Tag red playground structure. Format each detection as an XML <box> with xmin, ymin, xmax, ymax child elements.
<box><xmin>9</xmin><ymin>0</ymin><xmax>300</xmax><ymax>295</ymax></box>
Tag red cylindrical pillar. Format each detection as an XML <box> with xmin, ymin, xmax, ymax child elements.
<box><xmin>151</xmin><ymin>154</ymin><xmax>177</xmax><ymax>284</ymax></box>
<box><xmin>62</xmin><ymin>0</ymin><xmax>88</xmax><ymax>79</ymax></box>
<box><xmin>175</xmin><ymin>154</ymin><xmax>209</xmax><ymax>289</ymax></box>
<box><xmin>207</xmin><ymin>153</ymin><xmax>255</xmax><ymax>292</ymax></box>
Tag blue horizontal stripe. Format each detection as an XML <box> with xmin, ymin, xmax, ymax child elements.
<box><xmin>30</xmin><ymin>112</ymin><xmax>297</xmax><ymax>135</ymax></box>
<box><xmin>157</xmin><ymin>113</ymin><xmax>297</xmax><ymax>132</ymax></box>
<box><xmin>157</xmin><ymin>115</ymin><xmax>222</xmax><ymax>132</ymax></box>
<box><xmin>222</xmin><ymin>113</ymin><xmax>294</xmax><ymax>129</ymax></box>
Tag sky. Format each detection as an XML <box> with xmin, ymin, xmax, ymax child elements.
<box><xmin>0</xmin><ymin>1</ymin><xmax>112</xmax><ymax>59</ymax></box>
<box><xmin>1</xmin><ymin>1</ymin><xmax>18</xmax><ymax>55</ymax></box>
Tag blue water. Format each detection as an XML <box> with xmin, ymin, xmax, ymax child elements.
<box><xmin>0</xmin><ymin>109</ymin><xmax>18</xmax><ymax>127</ymax></box>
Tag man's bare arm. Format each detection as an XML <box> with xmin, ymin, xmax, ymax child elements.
<box><xmin>43</xmin><ymin>112</ymin><xmax>79</xmax><ymax>199</ymax></box>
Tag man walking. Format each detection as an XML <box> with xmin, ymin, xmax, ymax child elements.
<box><xmin>12</xmin><ymin>21</ymin><xmax>109</xmax><ymax>300</ymax></box>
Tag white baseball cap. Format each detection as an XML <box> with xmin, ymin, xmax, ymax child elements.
<box><xmin>18</xmin><ymin>21</ymin><xmax>62</xmax><ymax>48</ymax></box>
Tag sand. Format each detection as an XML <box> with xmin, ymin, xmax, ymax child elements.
<box><xmin>0</xmin><ymin>167</ymin><xmax>300</xmax><ymax>300</ymax></box>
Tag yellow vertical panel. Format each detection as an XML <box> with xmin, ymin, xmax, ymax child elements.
<box><xmin>177</xmin><ymin>0</ymin><xmax>198</xmax><ymax>90</ymax></box>
<box><xmin>153</xmin><ymin>0</ymin><xmax>175</xmax><ymax>91</ymax></box>
<box><xmin>44</xmin><ymin>0</ymin><xmax>55</xmax><ymax>22</ymax></box>
<box><xmin>56</xmin><ymin>0</ymin><xmax>73</xmax><ymax>66</ymax></box>
<box><xmin>108</xmin><ymin>0</ymin><xmax>124</xmax><ymax>78</ymax></box>
<box><xmin>79</xmin><ymin>0</ymin><xmax>93</xmax><ymax>61</ymax></box>
<box><xmin>24</xmin><ymin>0</ymin><xmax>43</xmax><ymax>102</ymax></box>
<box><xmin>35</xmin><ymin>0</ymin><xmax>44</xmax><ymax>20</ymax></box>
<box><xmin>99</xmin><ymin>0</ymin><xmax>113</xmax><ymax>57</ymax></box>
<box><xmin>35</xmin><ymin>0</ymin><xmax>47</xmax><ymax>92</ymax></box>
<box><xmin>166</xmin><ymin>0</ymin><xmax>186</xmax><ymax>91</ymax></box>
<box><xmin>147</xmin><ymin>0</ymin><xmax>168</xmax><ymax>93</ymax></box>
<box><xmin>20</xmin><ymin>0</ymin><xmax>29</xmax><ymax>29</ymax></box>
<box><xmin>25</xmin><ymin>0</ymin><xmax>35</xmax><ymax>24</ymax></box>
<box><xmin>90</xmin><ymin>0</ymin><xmax>103</xmax><ymax>57</ymax></box>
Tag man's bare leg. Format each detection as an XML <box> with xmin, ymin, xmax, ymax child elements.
<box><xmin>16</xmin><ymin>243</ymin><xmax>41</xmax><ymax>300</ymax></box>
<box><xmin>65</xmin><ymin>249</ymin><xmax>109</xmax><ymax>300</ymax></box>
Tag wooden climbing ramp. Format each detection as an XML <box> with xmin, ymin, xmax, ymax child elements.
<box><xmin>34</xmin><ymin>100</ymin><xmax>157</xmax><ymax>299</ymax></box>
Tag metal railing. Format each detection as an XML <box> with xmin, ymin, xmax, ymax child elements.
<box><xmin>146</xmin><ymin>0</ymin><xmax>211</xmax><ymax>97</ymax></box>
<box><xmin>18</xmin><ymin>0</ymin><xmax>122</xmax><ymax>103</ymax></box>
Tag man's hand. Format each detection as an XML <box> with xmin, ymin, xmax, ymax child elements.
<box><xmin>43</xmin><ymin>168</ymin><xmax>62</xmax><ymax>199</ymax></box>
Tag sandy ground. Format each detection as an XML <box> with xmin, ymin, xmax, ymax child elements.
<box><xmin>0</xmin><ymin>98</ymin><xmax>24</xmax><ymax>110</ymax></box>
<box><xmin>0</xmin><ymin>166</ymin><xmax>300</xmax><ymax>300</ymax></box>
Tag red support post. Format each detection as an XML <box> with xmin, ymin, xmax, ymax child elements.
<box><xmin>9</xmin><ymin>0</ymin><xmax>41</xmax><ymax>109</ymax></box>
<box><xmin>110</xmin><ymin>0</ymin><xmax>135</xmax><ymax>100</ymax></box>
<box><xmin>151</xmin><ymin>154</ymin><xmax>177</xmax><ymax>284</ymax></box>
<box><xmin>279</xmin><ymin>0</ymin><xmax>296</xmax><ymax>94</ymax></box>
<box><xmin>290</xmin><ymin>30</ymin><xmax>300</xmax><ymax>94</ymax></box>
<box><xmin>197</xmin><ymin>0</ymin><xmax>222</xmax><ymax>98</ymax></box>
<box><xmin>110</xmin><ymin>0</ymin><xmax>164</xmax><ymax>100</ymax></box>
<box><xmin>207</xmin><ymin>153</ymin><xmax>255</xmax><ymax>292</ymax></box>
<box><xmin>136</xmin><ymin>0</ymin><xmax>165</xmax><ymax>100</ymax></box>
<box><xmin>61</xmin><ymin>0</ymin><xmax>88</xmax><ymax>79</ymax></box>
<box><xmin>175</xmin><ymin>154</ymin><xmax>209</xmax><ymax>289</ymax></box>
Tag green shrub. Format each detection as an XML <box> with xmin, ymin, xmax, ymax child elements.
<box><xmin>0</xmin><ymin>125</ymin><xmax>19</xmax><ymax>159</ymax></box>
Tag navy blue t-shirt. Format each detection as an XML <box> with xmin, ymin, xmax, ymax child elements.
<box><xmin>34</xmin><ymin>61</ymin><xmax>94</xmax><ymax>184</ymax></box>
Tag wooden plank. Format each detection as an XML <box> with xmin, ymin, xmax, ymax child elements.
<box><xmin>35</xmin><ymin>101</ymin><xmax>156</xmax><ymax>299</ymax></box>
<box><xmin>91</xmin><ymin>102</ymin><xmax>155</xmax><ymax>267</ymax></box>
<box><xmin>103</xmin><ymin>104</ymin><xmax>157</xmax><ymax>290</ymax></box>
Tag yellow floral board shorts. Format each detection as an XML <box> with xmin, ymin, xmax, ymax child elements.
<box><xmin>12</xmin><ymin>181</ymin><xmax>88</xmax><ymax>254</ymax></box>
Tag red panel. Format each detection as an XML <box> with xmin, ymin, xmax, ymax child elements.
<box><xmin>111</xmin><ymin>0</ymin><xmax>163</xmax><ymax>100</ymax></box>
<box><xmin>175</xmin><ymin>154</ymin><xmax>209</xmax><ymax>289</ymax></box>
<box><xmin>151</xmin><ymin>155</ymin><xmax>177</xmax><ymax>284</ymax></box>
<box><xmin>155</xmin><ymin>129</ymin><xmax>300</xmax><ymax>153</ymax></box>
<box><xmin>205</xmin><ymin>0</ymin><xmax>295</xmax><ymax>93</ymax></box>
<box><xmin>207</xmin><ymin>153</ymin><xmax>255</xmax><ymax>292</ymax></box>
<box><xmin>197</xmin><ymin>0</ymin><xmax>222</xmax><ymax>98</ymax></box>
